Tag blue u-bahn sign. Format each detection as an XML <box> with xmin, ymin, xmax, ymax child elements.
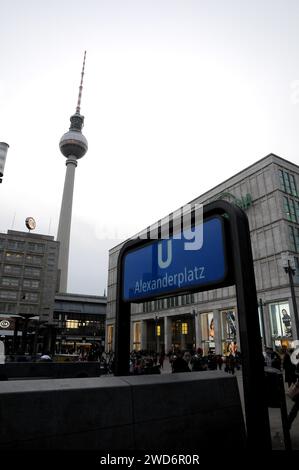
<box><xmin>115</xmin><ymin>200</ymin><xmax>272</xmax><ymax>450</ymax></box>
<box><xmin>122</xmin><ymin>216</ymin><xmax>228</xmax><ymax>302</ymax></box>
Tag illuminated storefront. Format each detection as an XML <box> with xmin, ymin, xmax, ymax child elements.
<box><xmin>201</xmin><ymin>312</ymin><xmax>215</xmax><ymax>354</ymax></box>
<box><xmin>221</xmin><ymin>309</ymin><xmax>237</xmax><ymax>355</ymax></box>
<box><xmin>107</xmin><ymin>325</ymin><xmax>114</xmax><ymax>352</ymax></box>
<box><xmin>133</xmin><ymin>321</ymin><xmax>141</xmax><ymax>351</ymax></box>
<box><xmin>269</xmin><ymin>301</ymin><xmax>293</xmax><ymax>348</ymax></box>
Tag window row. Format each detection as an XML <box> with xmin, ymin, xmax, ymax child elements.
<box><xmin>0</xmin><ymin>302</ymin><xmax>17</xmax><ymax>314</ymax></box>
<box><xmin>283</xmin><ymin>196</ymin><xmax>299</xmax><ymax>223</ymax></box>
<box><xmin>0</xmin><ymin>278</ymin><xmax>40</xmax><ymax>289</ymax></box>
<box><xmin>4</xmin><ymin>252</ymin><xmax>43</xmax><ymax>265</ymax></box>
<box><xmin>0</xmin><ymin>291</ymin><xmax>39</xmax><ymax>302</ymax></box>
<box><xmin>143</xmin><ymin>294</ymin><xmax>195</xmax><ymax>313</ymax></box>
<box><xmin>279</xmin><ymin>169</ymin><xmax>298</xmax><ymax>197</ymax></box>
<box><xmin>289</xmin><ymin>225</ymin><xmax>299</xmax><ymax>253</ymax></box>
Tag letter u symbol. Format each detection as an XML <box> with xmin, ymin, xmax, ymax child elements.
<box><xmin>158</xmin><ymin>240</ymin><xmax>172</xmax><ymax>269</ymax></box>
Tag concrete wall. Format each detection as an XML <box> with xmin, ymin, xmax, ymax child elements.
<box><xmin>0</xmin><ymin>362</ymin><xmax>101</xmax><ymax>379</ymax></box>
<box><xmin>0</xmin><ymin>371</ymin><xmax>245</xmax><ymax>450</ymax></box>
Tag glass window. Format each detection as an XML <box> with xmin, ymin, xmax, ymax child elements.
<box><xmin>1</xmin><ymin>277</ymin><xmax>19</xmax><ymax>287</ymax></box>
<box><xmin>283</xmin><ymin>196</ymin><xmax>299</xmax><ymax>223</ymax></box>
<box><xmin>0</xmin><ymin>302</ymin><xmax>17</xmax><ymax>313</ymax></box>
<box><xmin>279</xmin><ymin>170</ymin><xmax>285</xmax><ymax>191</ymax></box>
<box><xmin>24</xmin><ymin>267</ymin><xmax>41</xmax><ymax>278</ymax></box>
<box><xmin>7</xmin><ymin>240</ymin><xmax>25</xmax><ymax>250</ymax></box>
<box><xmin>0</xmin><ymin>238</ymin><xmax>5</xmax><ymax>249</ymax></box>
<box><xmin>296</xmin><ymin>228</ymin><xmax>299</xmax><ymax>252</ymax></box>
<box><xmin>28</xmin><ymin>243</ymin><xmax>44</xmax><ymax>253</ymax></box>
<box><xmin>289</xmin><ymin>226</ymin><xmax>299</xmax><ymax>252</ymax></box>
<box><xmin>21</xmin><ymin>292</ymin><xmax>39</xmax><ymax>302</ymax></box>
<box><xmin>221</xmin><ymin>309</ymin><xmax>237</xmax><ymax>341</ymax></box>
<box><xmin>0</xmin><ymin>291</ymin><xmax>18</xmax><ymax>300</ymax></box>
<box><xmin>279</xmin><ymin>168</ymin><xmax>298</xmax><ymax>196</ymax></box>
<box><xmin>284</xmin><ymin>171</ymin><xmax>292</xmax><ymax>194</ymax></box>
<box><xmin>25</xmin><ymin>254</ymin><xmax>42</xmax><ymax>265</ymax></box>
<box><xmin>66</xmin><ymin>320</ymin><xmax>79</xmax><ymax>329</ymax></box>
<box><xmin>19</xmin><ymin>305</ymin><xmax>38</xmax><ymax>315</ymax></box>
<box><xmin>5</xmin><ymin>252</ymin><xmax>23</xmax><ymax>262</ymax></box>
<box><xmin>181</xmin><ymin>322</ymin><xmax>188</xmax><ymax>334</ymax></box>
<box><xmin>283</xmin><ymin>197</ymin><xmax>291</xmax><ymax>220</ymax></box>
<box><xmin>4</xmin><ymin>264</ymin><xmax>22</xmax><ymax>275</ymax></box>
<box><xmin>290</xmin><ymin>174</ymin><xmax>298</xmax><ymax>197</ymax></box>
<box><xmin>269</xmin><ymin>302</ymin><xmax>292</xmax><ymax>339</ymax></box>
<box><xmin>289</xmin><ymin>198</ymin><xmax>297</xmax><ymax>222</ymax></box>
<box><xmin>23</xmin><ymin>279</ymin><xmax>40</xmax><ymax>289</ymax></box>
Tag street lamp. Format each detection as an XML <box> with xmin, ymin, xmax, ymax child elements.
<box><xmin>283</xmin><ymin>257</ymin><xmax>299</xmax><ymax>341</ymax></box>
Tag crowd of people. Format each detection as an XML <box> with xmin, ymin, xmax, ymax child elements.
<box><xmin>263</xmin><ymin>346</ymin><xmax>299</xmax><ymax>430</ymax></box>
<box><xmin>125</xmin><ymin>347</ymin><xmax>242</xmax><ymax>375</ymax></box>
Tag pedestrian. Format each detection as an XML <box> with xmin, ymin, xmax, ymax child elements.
<box><xmin>287</xmin><ymin>362</ymin><xmax>299</xmax><ymax>430</ymax></box>
<box><xmin>172</xmin><ymin>350</ymin><xmax>191</xmax><ymax>373</ymax></box>
<box><xmin>217</xmin><ymin>355</ymin><xmax>223</xmax><ymax>370</ymax></box>
<box><xmin>283</xmin><ymin>350</ymin><xmax>296</xmax><ymax>387</ymax></box>
<box><xmin>159</xmin><ymin>351</ymin><xmax>165</xmax><ymax>369</ymax></box>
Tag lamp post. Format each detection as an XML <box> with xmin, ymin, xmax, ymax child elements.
<box><xmin>154</xmin><ymin>314</ymin><xmax>159</xmax><ymax>354</ymax></box>
<box><xmin>20</xmin><ymin>313</ymin><xmax>37</xmax><ymax>355</ymax></box>
<box><xmin>258</xmin><ymin>299</ymin><xmax>267</xmax><ymax>350</ymax></box>
<box><xmin>283</xmin><ymin>258</ymin><xmax>299</xmax><ymax>341</ymax></box>
<box><xmin>191</xmin><ymin>309</ymin><xmax>198</xmax><ymax>352</ymax></box>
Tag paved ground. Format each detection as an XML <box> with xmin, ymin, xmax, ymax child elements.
<box><xmin>160</xmin><ymin>358</ymin><xmax>299</xmax><ymax>450</ymax></box>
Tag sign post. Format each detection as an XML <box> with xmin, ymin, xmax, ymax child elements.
<box><xmin>114</xmin><ymin>200</ymin><xmax>271</xmax><ymax>450</ymax></box>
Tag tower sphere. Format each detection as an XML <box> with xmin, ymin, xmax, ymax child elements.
<box><xmin>59</xmin><ymin>129</ymin><xmax>88</xmax><ymax>159</ymax></box>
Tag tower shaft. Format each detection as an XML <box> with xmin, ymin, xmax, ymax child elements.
<box><xmin>57</xmin><ymin>157</ymin><xmax>77</xmax><ymax>292</ymax></box>
<box><xmin>57</xmin><ymin>51</ymin><xmax>88</xmax><ymax>293</ymax></box>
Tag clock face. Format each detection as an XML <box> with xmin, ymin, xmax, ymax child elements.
<box><xmin>25</xmin><ymin>217</ymin><xmax>36</xmax><ymax>231</ymax></box>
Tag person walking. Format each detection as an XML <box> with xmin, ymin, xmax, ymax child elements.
<box><xmin>172</xmin><ymin>350</ymin><xmax>191</xmax><ymax>373</ymax></box>
<box><xmin>283</xmin><ymin>350</ymin><xmax>296</xmax><ymax>387</ymax></box>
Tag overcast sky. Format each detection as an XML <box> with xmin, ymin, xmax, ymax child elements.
<box><xmin>1</xmin><ymin>0</ymin><xmax>299</xmax><ymax>295</ymax></box>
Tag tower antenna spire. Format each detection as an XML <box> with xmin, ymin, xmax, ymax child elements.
<box><xmin>76</xmin><ymin>50</ymin><xmax>87</xmax><ymax>114</ymax></box>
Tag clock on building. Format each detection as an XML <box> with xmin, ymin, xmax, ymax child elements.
<box><xmin>25</xmin><ymin>217</ymin><xmax>36</xmax><ymax>231</ymax></box>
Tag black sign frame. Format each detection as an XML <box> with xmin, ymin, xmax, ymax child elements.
<box><xmin>114</xmin><ymin>200</ymin><xmax>271</xmax><ymax>451</ymax></box>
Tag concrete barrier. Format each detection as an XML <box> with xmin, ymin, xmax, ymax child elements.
<box><xmin>0</xmin><ymin>361</ymin><xmax>101</xmax><ymax>379</ymax></box>
<box><xmin>0</xmin><ymin>371</ymin><xmax>245</xmax><ymax>450</ymax></box>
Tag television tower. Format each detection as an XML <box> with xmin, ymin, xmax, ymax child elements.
<box><xmin>57</xmin><ymin>51</ymin><xmax>88</xmax><ymax>292</ymax></box>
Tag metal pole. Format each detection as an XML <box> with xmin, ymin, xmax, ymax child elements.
<box><xmin>155</xmin><ymin>314</ymin><xmax>159</xmax><ymax>355</ymax></box>
<box><xmin>12</xmin><ymin>318</ymin><xmax>19</xmax><ymax>354</ymax></box>
<box><xmin>287</xmin><ymin>260</ymin><xmax>299</xmax><ymax>340</ymax></box>
<box><xmin>20</xmin><ymin>317</ymin><xmax>29</xmax><ymax>355</ymax></box>
<box><xmin>259</xmin><ymin>298</ymin><xmax>267</xmax><ymax>349</ymax></box>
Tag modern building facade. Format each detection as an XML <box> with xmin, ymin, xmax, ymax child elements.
<box><xmin>106</xmin><ymin>153</ymin><xmax>299</xmax><ymax>355</ymax></box>
<box><xmin>0</xmin><ymin>229</ymin><xmax>59</xmax><ymax>353</ymax></box>
<box><xmin>53</xmin><ymin>293</ymin><xmax>106</xmax><ymax>354</ymax></box>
